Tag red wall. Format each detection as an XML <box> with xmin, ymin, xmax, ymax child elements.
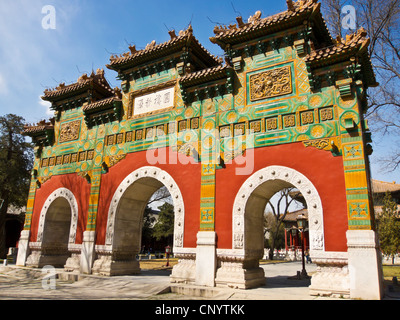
<box><xmin>215</xmin><ymin>142</ymin><xmax>349</xmax><ymax>252</ymax></box>
<box><xmin>30</xmin><ymin>173</ymin><xmax>91</xmax><ymax>244</ymax></box>
<box><xmin>30</xmin><ymin>143</ymin><xmax>348</xmax><ymax>253</ymax></box>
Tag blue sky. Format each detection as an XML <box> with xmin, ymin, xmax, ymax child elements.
<box><xmin>0</xmin><ymin>0</ymin><xmax>398</xmax><ymax>183</ymax></box>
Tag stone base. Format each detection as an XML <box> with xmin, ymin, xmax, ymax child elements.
<box><xmin>215</xmin><ymin>258</ymin><xmax>266</xmax><ymax>289</ymax></box>
<box><xmin>309</xmin><ymin>262</ymin><xmax>350</xmax><ymax>298</ymax></box>
<box><xmin>92</xmin><ymin>255</ymin><xmax>140</xmax><ymax>276</ymax></box>
<box><xmin>64</xmin><ymin>253</ymin><xmax>81</xmax><ymax>272</ymax></box>
<box><xmin>26</xmin><ymin>250</ymin><xmax>70</xmax><ymax>268</ymax></box>
<box><xmin>170</xmin><ymin>253</ymin><xmax>196</xmax><ymax>284</ymax></box>
<box><xmin>216</xmin><ymin>263</ymin><xmax>265</xmax><ymax>289</ymax></box>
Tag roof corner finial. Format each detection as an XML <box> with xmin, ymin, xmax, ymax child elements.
<box><xmin>168</xmin><ymin>29</ymin><xmax>177</xmax><ymax>39</ymax></box>
<box><xmin>287</xmin><ymin>0</ymin><xmax>295</xmax><ymax>11</ymax></box>
<box><xmin>128</xmin><ymin>44</ymin><xmax>137</xmax><ymax>54</ymax></box>
<box><xmin>236</xmin><ymin>16</ymin><xmax>245</xmax><ymax>27</ymax></box>
<box><xmin>114</xmin><ymin>87</ymin><xmax>122</xmax><ymax>98</ymax></box>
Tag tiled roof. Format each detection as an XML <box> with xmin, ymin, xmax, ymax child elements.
<box><xmin>83</xmin><ymin>96</ymin><xmax>121</xmax><ymax>113</ymax></box>
<box><xmin>372</xmin><ymin>179</ymin><xmax>400</xmax><ymax>194</ymax></box>
<box><xmin>282</xmin><ymin>208</ymin><xmax>308</xmax><ymax>222</ymax></box>
<box><xmin>306</xmin><ymin>27</ymin><xmax>377</xmax><ymax>86</ymax></box>
<box><xmin>107</xmin><ymin>25</ymin><xmax>220</xmax><ymax>71</ymax></box>
<box><xmin>180</xmin><ymin>64</ymin><xmax>232</xmax><ymax>87</ymax></box>
<box><xmin>210</xmin><ymin>0</ymin><xmax>327</xmax><ymax>47</ymax></box>
<box><xmin>306</xmin><ymin>28</ymin><xmax>369</xmax><ymax>65</ymax></box>
<box><xmin>42</xmin><ymin>69</ymin><xmax>114</xmax><ymax>101</ymax></box>
<box><xmin>22</xmin><ymin>120</ymin><xmax>54</xmax><ymax>136</ymax></box>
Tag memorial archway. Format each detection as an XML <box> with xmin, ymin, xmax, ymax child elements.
<box><xmin>92</xmin><ymin>166</ymin><xmax>185</xmax><ymax>276</ymax></box>
<box><xmin>19</xmin><ymin>1</ymin><xmax>384</xmax><ymax>299</ymax></box>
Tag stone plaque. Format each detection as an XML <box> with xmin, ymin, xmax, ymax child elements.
<box><xmin>134</xmin><ymin>87</ymin><xmax>175</xmax><ymax>116</ymax></box>
<box><xmin>249</xmin><ymin>66</ymin><xmax>292</xmax><ymax>101</ymax></box>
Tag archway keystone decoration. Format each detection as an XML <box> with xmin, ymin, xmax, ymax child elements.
<box><xmin>19</xmin><ymin>0</ymin><xmax>384</xmax><ymax>299</ymax></box>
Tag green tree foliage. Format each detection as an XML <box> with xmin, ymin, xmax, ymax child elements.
<box><xmin>141</xmin><ymin>205</ymin><xmax>157</xmax><ymax>247</ymax></box>
<box><xmin>0</xmin><ymin>114</ymin><xmax>34</xmax><ymax>258</ymax></box>
<box><xmin>377</xmin><ymin>192</ymin><xmax>400</xmax><ymax>264</ymax></box>
<box><xmin>152</xmin><ymin>202</ymin><xmax>174</xmax><ymax>243</ymax></box>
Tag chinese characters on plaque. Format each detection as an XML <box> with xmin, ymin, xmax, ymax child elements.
<box><xmin>134</xmin><ymin>87</ymin><xmax>175</xmax><ymax>116</ymax></box>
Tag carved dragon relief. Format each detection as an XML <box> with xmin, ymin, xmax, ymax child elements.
<box><xmin>249</xmin><ymin>66</ymin><xmax>292</xmax><ymax>101</ymax></box>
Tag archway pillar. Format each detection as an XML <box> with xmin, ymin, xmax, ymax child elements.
<box><xmin>16</xmin><ymin>230</ymin><xmax>30</xmax><ymax>266</ymax></box>
<box><xmin>346</xmin><ymin>230</ymin><xmax>384</xmax><ymax>300</ymax></box>
<box><xmin>80</xmin><ymin>231</ymin><xmax>96</xmax><ymax>274</ymax></box>
<box><xmin>195</xmin><ymin>231</ymin><xmax>217</xmax><ymax>286</ymax></box>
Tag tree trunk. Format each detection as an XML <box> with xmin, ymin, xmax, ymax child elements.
<box><xmin>268</xmin><ymin>237</ymin><xmax>275</xmax><ymax>260</ymax></box>
<box><xmin>0</xmin><ymin>198</ymin><xmax>8</xmax><ymax>259</ymax></box>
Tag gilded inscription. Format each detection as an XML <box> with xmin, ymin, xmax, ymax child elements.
<box><xmin>59</xmin><ymin>120</ymin><xmax>81</xmax><ymax>143</ymax></box>
<box><xmin>249</xmin><ymin>66</ymin><xmax>292</xmax><ymax>101</ymax></box>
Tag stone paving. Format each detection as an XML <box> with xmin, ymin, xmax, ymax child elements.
<box><xmin>0</xmin><ymin>261</ymin><xmax>398</xmax><ymax>300</ymax></box>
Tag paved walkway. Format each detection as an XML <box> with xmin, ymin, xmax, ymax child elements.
<box><xmin>0</xmin><ymin>261</ymin><xmax>397</xmax><ymax>300</ymax></box>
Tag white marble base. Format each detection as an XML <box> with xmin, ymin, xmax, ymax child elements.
<box><xmin>347</xmin><ymin>230</ymin><xmax>384</xmax><ymax>300</ymax></box>
<box><xmin>215</xmin><ymin>259</ymin><xmax>265</xmax><ymax>289</ymax></box>
<box><xmin>92</xmin><ymin>254</ymin><xmax>140</xmax><ymax>276</ymax></box>
<box><xmin>170</xmin><ymin>252</ymin><xmax>196</xmax><ymax>284</ymax></box>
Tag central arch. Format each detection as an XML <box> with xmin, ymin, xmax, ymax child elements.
<box><xmin>93</xmin><ymin>166</ymin><xmax>185</xmax><ymax>276</ymax></box>
<box><xmin>216</xmin><ymin>165</ymin><xmax>325</xmax><ymax>289</ymax></box>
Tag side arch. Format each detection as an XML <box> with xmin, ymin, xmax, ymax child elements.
<box><xmin>215</xmin><ymin>165</ymin><xmax>326</xmax><ymax>289</ymax></box>
<box><xmin>232</xmin><ymin>165</ymin><xmax>325</xmax><ymax>256</ymax></box>
<box><xmin>25</xmin><ymin>187</ymin><xmax>79</xmax><ymax>268</ymax></box>
<box><xmin>37</xmin><ymin>187</ymin><xmax>79</xmax><ymax>248</ymax></box>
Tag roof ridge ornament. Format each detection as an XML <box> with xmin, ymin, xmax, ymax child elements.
<box><xmin>168</xmin><ymin>29</ymin><xmax>177</xmax><ymax>39</ymax></box>
<box><xmin>145</xmin><ymin>40</ymin><xmax>157</xmax><ymax>50</ymax></box>
<box><xmin>287</xmin><ymin>0</ymin><xmax>295</xmax><ymax>11</ymax></box>
<box><xmin>247</xmin><ymin>10</ymin><xmax>262</xmax><ymax>24</ymax></box>
<box><xmin>179</xmin><ymin>24</ymin><xmax>193</xmax><ymax>37</ymax></box>
<box><xmin>128</xmin><ymin>44</ymin><xmax>137</xmax><ymax>54</ymax></box>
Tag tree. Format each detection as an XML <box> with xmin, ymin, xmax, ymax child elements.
<box><xmin>152</xmin><ymin>202</ymin><xmax>174</xmax><ymax>244</ymax></box>
<box><xmin>0</xmin><ymin>114</ymin><xmax>34</xmax><ymax>258</ymax></box>
<box><xmin>320</xmin><ymin>0</ymin><xmax>400</xmax><ymax>171</ymax></box>
<box><xmin>377</xmin><ymin>192</ymin><xmax>400</xmax><ymax>264</ymax></box>
<box><xmin>264</xmin><ymin>187</ymin><xmax>303</xmax><ymax>260</ymax></box>
<box><xmin>264</xmin><ymin>211</ymin><xmax>285</xmax><ymax>253</ymax></box>
<box><xmin>141</xmin><ymin>205</ymin><xmax>157</xmax><ymax>250</ymax></box>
